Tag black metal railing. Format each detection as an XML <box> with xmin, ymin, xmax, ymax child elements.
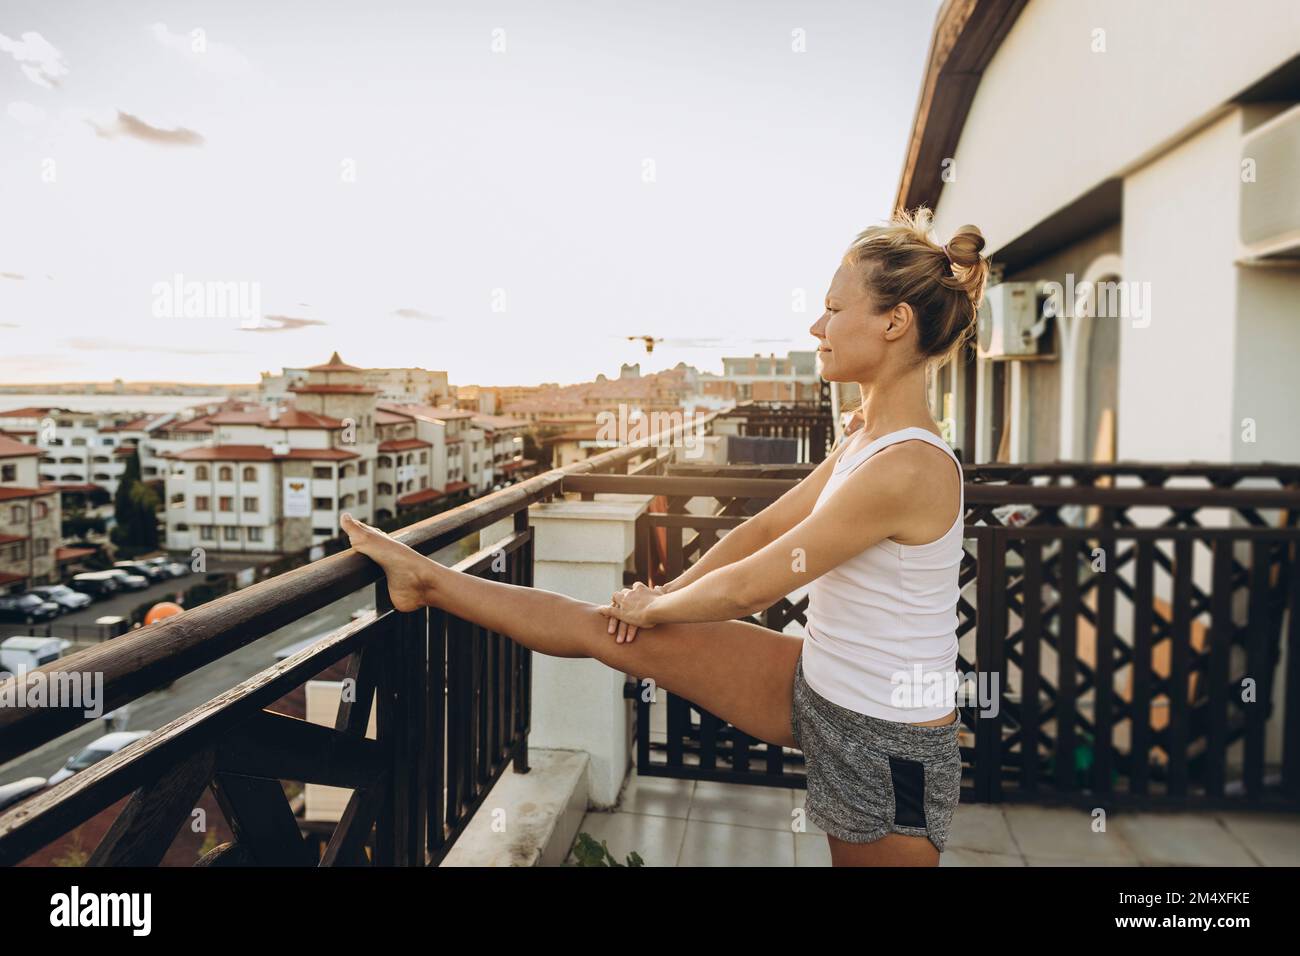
<box><xmin>567</xmin><ymin>462</ymin><xmax>1300</xmax><ymax>809</ymax></box>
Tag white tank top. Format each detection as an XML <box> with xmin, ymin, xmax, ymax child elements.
<box><xmin>801</xmin><ymin>425</ymin><xmax>964</xmax><ymax>722</ymax></box>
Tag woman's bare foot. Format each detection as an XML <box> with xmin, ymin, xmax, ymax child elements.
<box><xmin>340</xmin><ymin>512</ymin><xmax>437</xmax><ymax>612</ymax></box>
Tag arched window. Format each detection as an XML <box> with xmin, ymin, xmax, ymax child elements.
<box><xmin>377</xmin><ymin>482</ymin><xmax>393</xmax><ymax>495</ymax></box>
<box><xmin>378</xmin><ymin>456</ymin><xmax>392</xmax><ymax>468</ymax></box>
<box><xmin>242</xmin><ymin>466</ymin><xmax>257</xmax><ymax>481</ymax></box>
<box><xmin>218</xmin><ymin>466</ymin><xmax>233</xmax><ymax>481</ymax></box>
<box><xmin>195</xmin><ymin>465</ymin><xmax>210</xmax><ymax>481</ymax></box>
<box><xmin>10</xmin><ymin>504</ymin><xmax>26</xmax><ymax>522</ymax></box>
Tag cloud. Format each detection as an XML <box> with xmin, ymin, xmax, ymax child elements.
<box><xmin>149</xmin><ymin>23</ymin><xmax>252</xmax><ymax>76</ymax></box>
<box><xmin>0</xmin><ymin>322</ymin><xmax>19</xmax><ymax>328</ymax></box>
<box><xmin>6</xmin><ymin>101</ymin><xmax>46</xmax><ymax>126</ymax></box>
<box><xmin>64</xmin><ymin>337</ymin><xmax>249</xmax><ymax>356</ymax></box>
<box><xmin>0</xmin><ymin>32</ymin><xmax>68</xmax><ymax>90</ymax></box>
<box><xmin>393</xmin><ymin>307</ymin><xmax>444</xmax><ymax>321</ymax></box>
<box><xmin>240</xmin><ymin>314</ymin><xmax>327</xmax><ymax>333</ymax></box>
<box><xmin>89</xmin><ymin>109</ymin><xmax>205</xmax><ymax>146</ymax></box>
<box><xmin>1</xmin><ymin>272</ymin><xmax>24</xmax><ymax>280</ymax></box>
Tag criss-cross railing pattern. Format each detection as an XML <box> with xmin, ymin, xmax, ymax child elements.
<box><xmin>569</xmin><ymin>462</ymin><xmax>1300</xmax><ymax>808</ymax></box>
<box><xmin>960</xmin><ymin>464</ymin><xmax>1300</xmax><ymax>806</ymax></box>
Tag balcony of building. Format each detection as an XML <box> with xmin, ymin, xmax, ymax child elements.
<box><xmin>0</xmin><ymin>401</ymin><xmax>1297</xmax><ymax>867</ymax></box>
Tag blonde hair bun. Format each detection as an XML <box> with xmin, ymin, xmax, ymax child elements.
<box><xmin>945</xmin><ymin>225</ymin><xmax>985</xmax><ymax>267</ymax></box>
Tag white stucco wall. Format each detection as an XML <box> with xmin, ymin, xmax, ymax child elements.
<box><xmin>932</xmin><ymin>0</ymin><xmax>1300</xmax><ymax>249</ymax></box>
<box><xmin>1119</xmin><ymin>109</ymin><xmax>1241</xmax><ymax>461</ymax></box>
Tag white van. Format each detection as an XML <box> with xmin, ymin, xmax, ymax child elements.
<box><xmin>0</xmin><ymin>636</ymin><xmax>71</xmax><ymax>676</ymax></box>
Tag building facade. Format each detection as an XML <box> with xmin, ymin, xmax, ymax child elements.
<box><xmin>0</xmin><ymin>434</ymin><xmax>60</xmax><ymax>592</ymax></box>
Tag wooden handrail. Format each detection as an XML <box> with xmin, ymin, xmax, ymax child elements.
<box><xmin>0</xmin><ymin>411</ymin><xmax>719</xmax><ymax>762</ymax></box>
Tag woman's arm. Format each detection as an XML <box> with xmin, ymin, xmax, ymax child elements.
<box><xmin>604</xmin><ymin>442</ymin><xmax>939</xmax><ymax>634</ymax></box>
<box><xmin>658</xmin><ymin>438</ymin><xmax>850</xmax><ymax>594</ymax></box>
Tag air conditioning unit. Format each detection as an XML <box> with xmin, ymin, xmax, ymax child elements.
<box><xmin>1240</xmin><ymin>103</ymin><xmax>1300</xmax><ymax>264</ymax></box>
<box><xmin>976</xmin><ymin>282</ymin><xmax>1040</xmax><ymax>359</ymax></box>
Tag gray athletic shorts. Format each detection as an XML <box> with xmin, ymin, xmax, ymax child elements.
<box><xmin>790</xmin><ymin>652</ymin><xmax>963</xmax><ymax>852</ymax></box>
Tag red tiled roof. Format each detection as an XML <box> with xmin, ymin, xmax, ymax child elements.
<box><xmin>380</xmin><ymin>402</ymin><xmax>473</xmax><ymax>420</ymax></box>
<box><xmin>379</xmin><ymin>438</ymin><xmax>431</xmax><ymax>452</ymax></box>
<box><xmin>171</xmin><ymin>418</ymin><xmax>216</xmax><ymax>433</ymax></box>
<box><xmin>168</xmin><ymin>445</ymin><xmax>359</xmax><ymax>462</ymax></box>
<box><xmin>289</xmin><ymin>384</ymin><xmax>377</xmax><ymax>394</ymax></box>
<box><xmin>397</xmin><ymin>488</ymin><xmax>446</xmax><ymax>507</ymax></box>
<box><xmin>375</xmin><ymin>409</ymin><xmax>415</xmax><ymax>425</ymax></box>
<box><xmin>550</xmin><ymin>426</ymin><xmax>605</xmax><ymax>441</ymax></box>
<box><xmin>99</xmin><ymin>416</ymin><xmax>158</xmax><ymax>432</ymax></box>
<box><xmin>498</xmin><ymin>458</ymin><xmax>537</xmax><ymax>472</ymax></box>
<box><xmin>278</xmin><ymin>448</ymin><xmax>360</xmax><ymax>460</ymax></box>
<box><xmin>43</xmin><ymin>482</ymin><xmax>102</xmax><ymax>493</ymax></box>
<box><xmin>0</xmin><ymin>485</ymin><xmax>54</xmax><ymax>501</ymax></box>
<box><xmin>471</xmin><ymin>413</ymin><xmax>529</xmax><ymax>430</ymax></box>
<box><xmin>306</xmin><ymin>351</ymin><xmax>362</xmax><ymax>372</ymax></box>
<box><xmin>56</xmin><ymin>546</ymin><xmax>97</xmax><ymax>562</ymax></box>
<box><xmin>0</xmin><ymin>433</ymin><xmax>40</xmax><ymax>457</ymax></box>
<box><xmin>443</xmin><ymin>481</ymin><xmax>471</xmax><ymax>493</ymax></box>
<box><xmin>0</xmin><ymin>533</ymin><xmax>28</xmax><ymax>545</ymax></box>
<box><xmin>208</xmin><ymin>408</ymin><xmax>346</xmax><ymax>429</ymax></box>
<box><xmin>0</xmin><ymin>571</ymin><xmax>26</xmax><ymax>586</ymax></box>
<box><xmin>0</xmin><ymin>407</ymin><xmax>56</xmax><ymax>418</ymax></box>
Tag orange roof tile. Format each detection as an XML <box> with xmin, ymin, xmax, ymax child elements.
<box><xmin>0</xmin><ymin>434</ymin><xmax>40</xmax><ymax>457</ymax></box>
<box><xmin>397</xmin><ymin>488</ymin><xmax>446</xmax><ymax>507</ymax></box>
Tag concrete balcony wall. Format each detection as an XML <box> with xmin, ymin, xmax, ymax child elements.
<box><xmin>479</xmin><ymin>493</ymin><xmax>653</xmax><ymax>807</ymax></box>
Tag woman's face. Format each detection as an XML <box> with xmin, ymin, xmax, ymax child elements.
<box><xmin>810</xmin><ymin>259</ymin><xmax>897</xmax><ymax>384</ymax></box>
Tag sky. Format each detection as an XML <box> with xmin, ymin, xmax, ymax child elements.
<box><xmin>0</xmin><ymin>0</ymin><xmax>939</xmax><ymax>387</ymax></box>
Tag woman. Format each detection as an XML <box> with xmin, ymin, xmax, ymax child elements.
<box><xmin>341</xmin><ymin>207</ymin><xmax>989</xmax><ymax>866</ymax></box>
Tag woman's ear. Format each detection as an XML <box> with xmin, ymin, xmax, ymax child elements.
<box><xmin>883</xmin><ymin>302</ymin><xmax>914</xmax><ymax>341</ymax></box>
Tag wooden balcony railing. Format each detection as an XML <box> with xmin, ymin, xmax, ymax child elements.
<box><xmin>0</xmin><ymin>413</ymin><xmax>719</xmax><ymax>867</ymax></box>
<box><xmin>567</xmin><ymin>461</ymin><xmax>1300</xmax><ymax>810</ymax></box>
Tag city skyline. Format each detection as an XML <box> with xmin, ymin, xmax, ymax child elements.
<box><xmin>0</xmin><ymin>0</ymin><xmax>937</xmax><ymax>386</ymax></box>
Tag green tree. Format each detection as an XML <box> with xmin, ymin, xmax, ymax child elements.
<box><xmin>111</xmin><ymin>448</ymin><xmax>160</xmax><ymax>552</ymax></box>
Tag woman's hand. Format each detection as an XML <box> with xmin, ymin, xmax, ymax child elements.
<box><xmin>599</xmin><ymin>581</ymin><xmax>663</xmax><ymax>643</ymax></box>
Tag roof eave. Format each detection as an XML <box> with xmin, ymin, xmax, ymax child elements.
<box><xmin>894</xmin><ymin>0</ymin><xmax>1028</xmax><ymax>215</ymax></box>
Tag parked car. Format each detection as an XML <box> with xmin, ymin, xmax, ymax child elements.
<box><xmin>46</xmin><ymin>730</ymin><xmax>152</xmax><ymax>786</ymax></box>
<box><xmin>0</xmin><ymin>635</ymin><xmax>70</xmax><ymax>675</ymax></box>
<box><xmin>0</xmin><ymin>777</ymin><xmax>46</xmax><ymax>812</ymax></box>
<box><xmin>0</xmin><ymin>593</ymin><xmax>62</xmax><ymax>624</ymax></box>
<box><xmin>114</xmin><ymin>560</ymin><xmax>167</xmax><ymax>582</ymax></box>
<box><xmin>143</xmin><ymin>556</ymin><xmax>187</xmax><ymax>578</ymax></box>
<box><xmin>69</xmin><ymin>571</ymin><xmax>121</xmax><ymax>599</ymax></box>
<box><xmin>28</xmin><ymin>584</ymin><xmax>93</xmax><ymax>613</ymax></box>
<box><xmin>102</xmin><ymin>569</ymin><xmax>149</xmax><ymax>591</ymax></box>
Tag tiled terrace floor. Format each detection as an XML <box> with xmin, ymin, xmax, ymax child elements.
<box><xmin>566</xmin><ymin>770</ymin><xmax>1300</xmax><ymax>866</ymax></box>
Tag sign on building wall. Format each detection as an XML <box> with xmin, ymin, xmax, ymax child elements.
<box><xmin>284</xmin><ymin>477</ymin><xmax>310</xmax><ymax>518</ymax></box>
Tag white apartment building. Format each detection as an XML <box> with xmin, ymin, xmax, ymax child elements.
<box><xmin>471</xmin><ymin>413</ymin><xmax>534</xmax><ymax>490</ymax></box>
<box><xmin>364</xmin><ymin>367</ymin><xmax>451</xmax><ymax>406</ymax></box>
<box><xmin>0</xmin><ymin>406</ymin><xmax>142</xmax><ymax>496</ymax></box>
<box><xmin>164</xmin><ymin>354</ymin><xmax>486</xmax><ymax>553</ymax></box>
<box><xmin>0</xmin><ymin>432</ymin><xmax>60</xmax><ymax>591</ymax></box>
<box><xmin>166</xmin><ymin>355</ymin><xmax>380</xmax><ymax>554</ymax></box>
<box><xmin>377</xmin><ymin>403</ymin><xmax>492</xmax><ymax>496</ymax></box>
<box><xmin>373</xmin><ymin>406</ymin><xmax>447</xmax><ymax>521</ymax></box>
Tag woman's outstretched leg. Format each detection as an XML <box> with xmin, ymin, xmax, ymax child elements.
<box><xmin>341</xmin><ymin>513</ymin><xmax>803</xmax><ymax>748</ymax></box>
